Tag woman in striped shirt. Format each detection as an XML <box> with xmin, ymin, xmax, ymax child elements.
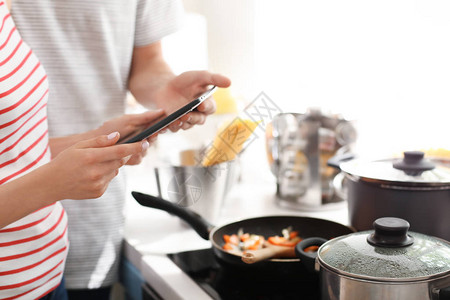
<box><xmin>0</xmin><ymin>0</ymin><xmax>162</xmax><ymax>298</ymax></box>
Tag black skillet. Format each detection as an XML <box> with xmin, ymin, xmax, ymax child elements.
<box><xmin>131</xmin><ymin>191</ymin><xmax>354</xmax><ymax>269</ymax></box>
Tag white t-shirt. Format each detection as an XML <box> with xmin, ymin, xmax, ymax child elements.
<box><xmin>11</xmin><ymin>0</ymin><xmax>183</xmax><ymax>289</ymax></box>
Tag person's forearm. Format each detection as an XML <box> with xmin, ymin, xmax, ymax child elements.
<box><xmin>0</xmin><ymin>164</ymin><xmax>59</xmax><ymax>229</ymax></box>
<box><xmin>128</xmin><ymin>43</ymin><xmax>175</xmax><ymax>108</ymax></box>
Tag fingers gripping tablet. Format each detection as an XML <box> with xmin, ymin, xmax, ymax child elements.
<box><xmin>118</xmin><ymin>86</ymin><xmax>217</xmax><ymax>144</ymax></box>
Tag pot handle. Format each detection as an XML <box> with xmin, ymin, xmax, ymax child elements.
<box><xmin>439</xmin><ymin>286</ymin><xmax>450</xmax><ymax>300</ymax></box>
<box><xmin>131</xmin><ymin>191</ymin><xmax>213</xmax><ymax>240</ymax></box>
<box><xmin>295</xmin><ymin>237</ymin><xmax>327</xmax><ymax>273</ymax></box>
<box><xmin>327</xmin><ymin>152</ymin><xmax>356</xmax><ymax>170</ymax></box>
<box><xmin>393</xmin><ymin>151</ymin><xmax>435</xmax><ymax>176</ymax></box>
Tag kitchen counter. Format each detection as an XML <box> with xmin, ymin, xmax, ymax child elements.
<box><xmin>122</xmin><ymin>140</ymin><xmax>349</xmax><ymax>299</ymax></box>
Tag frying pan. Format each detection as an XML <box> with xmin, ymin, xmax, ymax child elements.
<box><xmin>131</xmin><ymin>191</ymin><xmax>354</xmax><ymax>268</ymax></box>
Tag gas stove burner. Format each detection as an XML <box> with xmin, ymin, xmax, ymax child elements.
<box><xmin>168</xmin><ymin>248</ymin><xmax>320</xmax><ymax>300</ymax></box>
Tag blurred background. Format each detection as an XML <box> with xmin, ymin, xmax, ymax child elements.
<box><xmin>133</xmin><ymin>0</ymin><xmax>450</xmax><ymax>160</ymax></box>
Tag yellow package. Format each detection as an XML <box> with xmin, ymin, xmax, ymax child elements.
<box><xmin>213</xmin><ymin>87</ymin><xmax>238</xmax><ymax>115</ymax></box>
<box><xmin>201</xmin><ymin>118</ymin><xmax>259</xmax><ymax>166</ymax></box>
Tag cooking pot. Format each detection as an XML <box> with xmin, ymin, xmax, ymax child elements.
<box><xmin>296</xmin><ymin>217</ymin><xmax>450</xmax><ymax>300</ymax></box>
<box><xmin>265</xmin><ymin>110</ymin><xmax>356</xmax><ymax>211</ymax></box>
<box><xmin>329</xmin><ymin>151</ymin><xmax>450</xmax><ymax>241</ymax></box>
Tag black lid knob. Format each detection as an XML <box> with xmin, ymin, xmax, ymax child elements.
<box><xmin>367</xmin><ymin>217</ymin><xmax>414</xmax><ymax>248</ymax></box>
<box><xmin>392</xmin><ymin>151</ymin><xmax>435</xmax><ymax>176</ymax></box>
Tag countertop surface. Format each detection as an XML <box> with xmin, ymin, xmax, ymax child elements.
<box><xmin>122</xmin><ymin>137</ymin><xmax>349</xmax><ymax>299</ymax></box>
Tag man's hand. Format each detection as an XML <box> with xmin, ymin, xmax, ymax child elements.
<box><xmin>128</xmin><ymin>42</ymin><xmax>231</xmax><ymax>132</ymax></box>
<box><xmin>152</xmin><ymin>71</ymin><xmax>231</xmax><ymax>131</ymax></box>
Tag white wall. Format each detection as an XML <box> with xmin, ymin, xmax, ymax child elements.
<box><xmin>179</xmin><ymin>0</ymin><xmax>450</xmax><ymax>157</ymax></box>
<box><xmin>182</xmin><ymin>0</ymin><xmax>258</xmax><ymax>100</ymax></box>
<box><xmin>254</xmin><ymin>0</ymin><xmax>450</xmax><ymax>156</ymax></box>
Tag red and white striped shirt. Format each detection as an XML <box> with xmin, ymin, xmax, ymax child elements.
<box><xmin>0</xmin><ymin>1</ymin><xmax>68</xmax><ymax>299</ymax></box>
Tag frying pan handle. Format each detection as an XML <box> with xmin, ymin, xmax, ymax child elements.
<box><xmin>131</xmin><ymin>191</ymin><xmax>214</xmax><ymax>240</ymax></box>
<box><xmin>295</xmin><ymin>237</ymin><xmax>327</xmax><ymax>273</ymax></box>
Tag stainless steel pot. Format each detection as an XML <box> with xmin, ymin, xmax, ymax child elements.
<box><xmin>154</xmin><ymin>159</ymin><xmax>238</xmax><ymax>223</ymax></box>
<box><xmin>296</xmin><ymin>217</ymin><xmax>450</xmax><ymax>300</ymax></box>
<box><xmin>329</xmin><ymin>151</ymin><xmax>450</xmax><ymax>241</ymax></box>
<box><xmin>265</xmin><ymin>109</ymin><xmax>356</xmax><ymax>210</ymax></box>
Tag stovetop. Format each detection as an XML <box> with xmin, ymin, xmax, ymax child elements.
<box><xmin>167</xmin><ymin>248</ymin><xmax>320</xmax><ymax>300</ymax></box>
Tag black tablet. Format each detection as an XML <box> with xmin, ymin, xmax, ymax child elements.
<box><xmin>118</xmin><ymin>86</ymin><xmax>217</xmax><ymax>144</ymax></box>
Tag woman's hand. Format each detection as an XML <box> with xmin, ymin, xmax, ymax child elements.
<box><xmin>97</xmin><ymin>109</ymin><xmax>165</xmax><ymax>140</ymax></box>
<box><xmin>45</xmin><ymin>132</ymin><xmax>148</xmax><ymax>200</ymax></box>
<box><xmin>95</xmin><ymin>109</ymin><xmax>165</xmax><ymax>165</ymax></box>
<box><xmin>0</xmin><ymin>132</ymin><xmax>149</xmax><ymax>228</ymax></box>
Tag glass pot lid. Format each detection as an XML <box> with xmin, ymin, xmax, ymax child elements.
<box><xmin>319</xmin><ymin>218</ymin><xmax>450</xmax><ymax>281</ymax></box>
<box><xmin>340</xmin><ymin>151</ymin><xmax>450</xmax><ymax>186</ymax></box>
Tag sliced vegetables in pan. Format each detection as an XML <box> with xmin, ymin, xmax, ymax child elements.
<box><xmin>222</xmin><ymin>226</ymin><xmax>316</xmax><ymax>256</ymax></box>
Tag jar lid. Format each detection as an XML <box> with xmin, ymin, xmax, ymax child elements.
<box><xmin>319</xmin><ymin>218</ymin><xmax>450</xmax><ymax>280</ymax></box>
<box><xmin>340</xmin><ymin>151</ymin><xmax>450</xmax><ymax>186</ymax></box>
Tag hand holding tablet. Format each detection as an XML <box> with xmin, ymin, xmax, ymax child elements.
<box><xmin>118</xmin><ymin>86</ymin><xmax>217</xmax><ymax>144</ymax></box>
